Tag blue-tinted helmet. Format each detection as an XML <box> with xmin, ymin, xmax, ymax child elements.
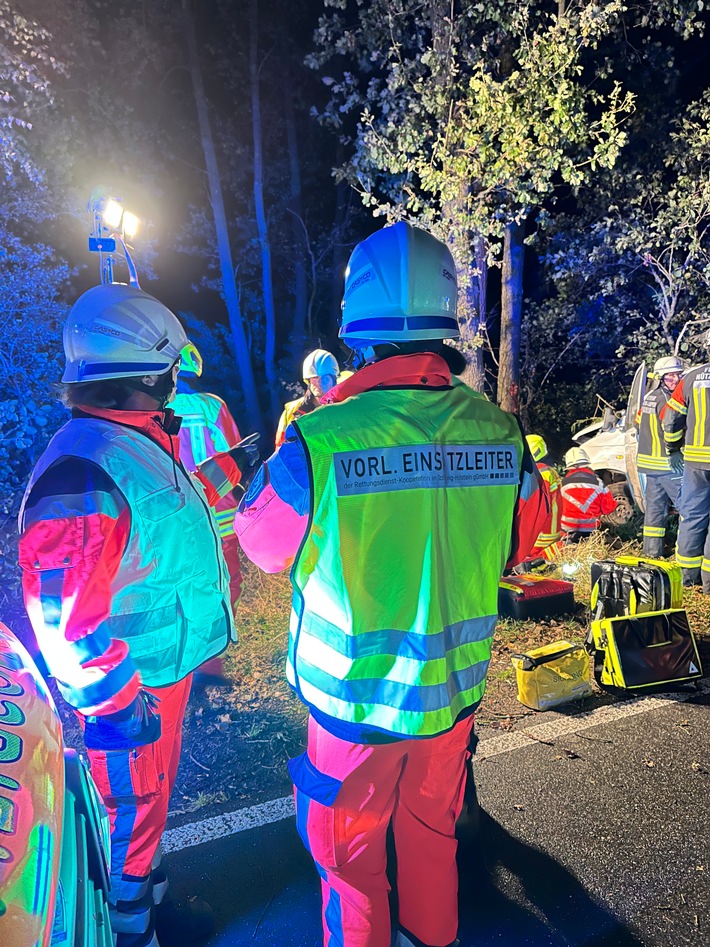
<box><xmin>339</xmin><ymin>222</ymin><xmax>459</xmax><ymax>348</ymax></box>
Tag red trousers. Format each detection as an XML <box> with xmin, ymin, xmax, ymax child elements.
<box><xmin>222</xmin><ymin>533</ymin><xmax>244</xmax><ymax>610</ymax></box>
<box><xmin>87</xmin><ymin>676</ymin><xmax>192</xmax><ymax>946</ymax></box>
<box><xmin>293</xmin><ymin>715</ymin><xmax>473</xmax><ymax>947</ymax></box>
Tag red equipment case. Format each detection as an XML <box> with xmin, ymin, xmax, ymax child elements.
<box><xmin>498</xmin><ymin>574</ymin><xmax>576</xmax><ymax>620</ymax></box>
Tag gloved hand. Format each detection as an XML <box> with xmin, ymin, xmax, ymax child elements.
<box><xmin>228</xmin><ymin>432</ymin><xmax>261</xmax><ymax>476</ymax></box>
<box><xmin>668</xmin><ymin>451</ymin><xmax>684</xmax><ymax>475</ymax></box>
<box><xmin>83</xmin><ymin>691</ymin><xmax>161</xmax><ymax>751</ymax></box>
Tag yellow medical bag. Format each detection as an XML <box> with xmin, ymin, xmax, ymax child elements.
<box><xmin>511</xmin><ymin>640</ymin><xmax>592</xmax><ymax>711</ymax></box>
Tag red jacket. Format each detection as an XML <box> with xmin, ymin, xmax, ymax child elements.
<box><xmin>560</xmin><ymin>465</ymin><xmax>617</xmax><ymax>533</ymax></box>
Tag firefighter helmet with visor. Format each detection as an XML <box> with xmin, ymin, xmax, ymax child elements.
<box><xmin>564</xmin><ymin>446</ymin><xmax>590</xmax><ymax>469</ymax></box>
<box><xmin>62</xmin><ymin>283</ymin><xmax>191</xmax><ymax>383</ymax></box>
<box><xmin>652</xmin><ymin>355</ymin><xmax>683</xmax><ymax>379</ymax></box>
<box><xmin>302</xmin><ymin>349</ymin><xmax>339</xmax><ymax>381</ymax></box>
<box><xmin>526</xmin><ymin>434</ymin><xmax>548</xmax><ymax>464</ymax></box>
<box><xmin>339</xmin><ymin>222</ymin><xmax>459</xmax><ymax>347</ymax></box>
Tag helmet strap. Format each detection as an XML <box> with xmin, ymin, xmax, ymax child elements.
<box><xmin>122</xmin><ymin>365</ymin><xmax>177</xmax><ymax>410</ymax></box>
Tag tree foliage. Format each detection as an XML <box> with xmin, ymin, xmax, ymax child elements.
<box><xmin>309</xmin><ymin>0</ymin><xmax>705</xmax><ymax>405</ymax></box>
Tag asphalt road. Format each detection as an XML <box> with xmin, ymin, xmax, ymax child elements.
<box><xmin>163</xmin><ymin>686</ymin><xmax>709</xmax><ymax>946</ymax></box>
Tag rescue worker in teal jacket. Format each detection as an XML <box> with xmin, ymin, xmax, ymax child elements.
<box><xmin>235</xmin><ymin>223</ymin><xmax>549</xmax><ymax>947</ymax></box>
<box><xmin>19</xmin><ymin>284</ymin><xmax>258</xmax><ymax>947</ymax></box>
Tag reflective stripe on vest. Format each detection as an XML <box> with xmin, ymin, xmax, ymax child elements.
<box><xmin>536</xmin><ymin>464</ymin><xmax>562</xmax><ymax>546</ymax></box>
<box><xmin>288</xmin><ymin>383</ymin><xmax>523</xmax><ymax>738</ymax></box>
<box><xmin>20</xmin><ymin>418</ymin><xmax>234</xmax><ymax>686</ymax></box>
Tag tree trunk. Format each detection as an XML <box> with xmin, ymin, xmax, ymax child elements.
<box><xmin>250</xmin><ymin>0</ymin><xmax>280</xmax><ymax>423</ymax></box>
<box><xmin>429</xmin><ymin>0</ymin><xmax>486</xmax><ymax>392</ymax></box>
<box><xmin>283</xmin><ymin>64</ymin><xmax>308</xmax><ymax>354</ymax></box>
<box><xmin>181</xmin><ymin>0</ymin><xmax>262</xmax><ymax>433</ymax></box>
<box><xmin>458</xmin><ymin>234</ymin><xmax>487</xmax><ymax>392</ymax></box>
<box><xmin>329</xmin><ymin>142</ymin><xmax>350</xmax><ymax>337</ymax></box>
<box><xmin>498</xmin><ymin>219</ymin><xmax>525</xmax><ymax>414</ymax></box>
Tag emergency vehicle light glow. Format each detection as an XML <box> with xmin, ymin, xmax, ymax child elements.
<box><xmin>122</xmin><ymin>211</ymin><xmax>140</xmax><ymax>240</ymax></box>
<box><xmin>102</xmin><ymin>199</ymin><xmax>124</xmax><ymax>230</ymax></box>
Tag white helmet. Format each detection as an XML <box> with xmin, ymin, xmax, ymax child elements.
<box><xmin>62</xmin><ymin>284</ymin><xmax>189</xmax><ymax>383</ymax></box>
<box><xmin>652</xmin><ymin>355</ymin><xmax>683</xmax><ymax>379</ymax></box>
<box><xmin>302</xmin><ymin>349</ymin><xmax>339</xmax><ymax>381</ymax></box>
<box><xmin>565</xmin><ymin>446</ymin><xmax>590</xmax><ymax>469</ymax></box>
<box><xmin>339</xmin><ymin>221</ymin><xmax>459</xmax><ymax>347</ymax></box>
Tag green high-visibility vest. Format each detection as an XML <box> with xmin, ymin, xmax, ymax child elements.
<box><xmin>289</xmin><ymin>383</ymin><xmax>523</xmax><ymax>738</ymax></box>
<box><xmin>21</xmin><ymin>418</ymin><xmax>235</xmax><ymax>686</ymax></box>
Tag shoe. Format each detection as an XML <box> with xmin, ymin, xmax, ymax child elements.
<box><xmin>154</xmin><ymin>896</ymin><xmax>214</xmax><ymax>945</ymax></box>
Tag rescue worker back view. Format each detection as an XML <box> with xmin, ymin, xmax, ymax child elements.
<box><xmin>525</xmin><ymin>433</ymin><xmax>562</xmax><ymax>562</ymax></box>
<box><xmin>18</xmin><ymin>283</ymin><xmax>258</xmax><ymax>947</ymax></box>
<box><xmin>634</xmin><ymin>355</ymin><xmax>684</xmax><ymax>556</ymax></box>
<box><xmin>663</xmin><ymin>357</ymin><xmax>710</xmax><ymax>589</ymax></box>
<box><xmin>235</xmin><ymin>222</ymin><xmax>548</xmax><ymax>947</ymax></box>
<box><xmin>560</xmin><ymin>447</ymin><xmax>617</xmax><ymax>542</ymax></box>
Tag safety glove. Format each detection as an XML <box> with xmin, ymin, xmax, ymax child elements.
<box><xmin>83</xmin><ymin>691</ymin><xmax>162</xmax><ymax>751</ymax></box>
<box><xmin>228</xmin><ymin>432</ymin><xmax>261</xmax><ymax>476</ymax></box>
<box><xmin>668</xmin><ymin>451</ymin><xmax>685</xmax><ymax>476</ymax></box>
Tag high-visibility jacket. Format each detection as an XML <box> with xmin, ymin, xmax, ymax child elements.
<box><xmin>172</xmin><ymin>390</ymin><xmax>242</xmax><ymax>538</ymax></box>
<box><xmin>287</xmin><ymin>382</ymin><xmax>527</xmax><ymax>739</ymax></box>
<box><xmin>20</xmin><ymin>418</ymin><xmax>235</xmax><ymax>689</ymax></box>
<box><xmin>275</xmin><ymin>391</ymin><xmax>318</xmax><ymax>447</ymax></box>
<box><xmin>560</xmin><ymin>465</ymin><xmax>617</xmax><ymax>533</ymax></box>
<box><xmin>663</xmin><ymin>365</ymin><xmax>710</xmax><ymax>467</ymax></box>
<box><xmin>532</xmin><ymin>462</ymin><xmax>562</xmax><ymax>551</ymax></box>
<box><xmin>635</xmin><ymin>385</ymin><xmax>673</xmax><ymax>473</ymax></box>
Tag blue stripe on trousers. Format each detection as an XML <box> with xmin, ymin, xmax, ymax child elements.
<box><xmin>325</xmin><ymin>886</ymin><xmax>344</xmax><ymax>947</ymax></box>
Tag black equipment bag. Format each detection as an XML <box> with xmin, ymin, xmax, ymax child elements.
<box><xmin>590</xmin><ymin>608</ymin><xmax>703</xmax><ymax>691</ymax></box>
<box><xmin>590</xmin><ymin>556</ymin><xmax>682</xmax><ymax>621</ymax></box>
<box><xmin>498</xmin><ymin>575</ymin><xmax>575</xmax><ymax>620</ymax></box>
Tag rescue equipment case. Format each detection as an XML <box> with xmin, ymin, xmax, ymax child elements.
<box><xmin>498</xmin><ymin>575</ymin><xmax>575</xmax><ymax>620</ymax></box>
<box><xmin>590</xmin><ymin>556</ymin><xmax>683</xmax><ymax>620</ymax></box>
<box><xmin>511</xmin><ymin>640</ymin><xmax>592</xmax><ymax>710</ymax></box>
<box><xmin>589</xmin><ymin>608</ymin><xmax>702</xmax><ymax>691</ymax></box>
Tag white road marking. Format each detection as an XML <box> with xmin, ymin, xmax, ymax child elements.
<box><xmin>163</xmin><ymin>679</ymin><xmax>708</xmax><ymax>854</ymax></box>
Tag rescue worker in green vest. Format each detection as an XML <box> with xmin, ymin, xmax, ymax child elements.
<box><xmin>663</xmin><ymin>358</ymin><xmax>710</xmax><ymax>588</ymax></box>
<box><xmin>235</xmin><ymin>222</ymin><xmax>549</xmax><ymax>947</ymax></box>
<box><xmin>18</xmin><ymin>283</ymin><xmax>259</xmax><ymax>947</ymax></box>
<box><xmin>275</xmin><ymin>348</ymin><xmax>340</xmax><ymax>447</ymax></box>
<box><xmin>634</xmin><ymin>355</ymin><xmax>684</xmax><ymax>557</ymax></box>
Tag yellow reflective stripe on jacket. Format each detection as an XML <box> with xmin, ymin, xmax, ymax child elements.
<box><xmin>536</xmin><ymin>464</ymin><xmax>561</xmax><ymax>546</ymax></box>
<box><xmin>682</xmin><ymin>446</ymin><xmax>710</xmax><ymax>463</ymax></box>
<box><xmin>667</xmin><ymin>396</ymin><xmax>687</xmax><ymax>415</ymax></box>
<box><xmin>214</xmin><ymin>506</ymin><xmax>238</xmax><ymax>538</ymax></box>
<box><xmin>693</xmin><ymin>386</ymin><xmax>703</xmax><ymax>449</ymax></box>
<box><xmin>637</xmin><ymin>453</ymin><xmax>671</xmax><ymax>471</ymax></box>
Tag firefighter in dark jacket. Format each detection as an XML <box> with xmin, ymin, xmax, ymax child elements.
<box><xmin>560</xmin><ymin>447</ymin><xmax>617</xmax><ymax>542</ymax></box>
<box><xmin>635</xmin><ymin>356</ymin><xmax>684</xmax><ymax>556</ymax></box>
<box><xmin>663</xmin><ymin>360</ymin><xmax>710</xmax><ymax>589</ymax></box>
